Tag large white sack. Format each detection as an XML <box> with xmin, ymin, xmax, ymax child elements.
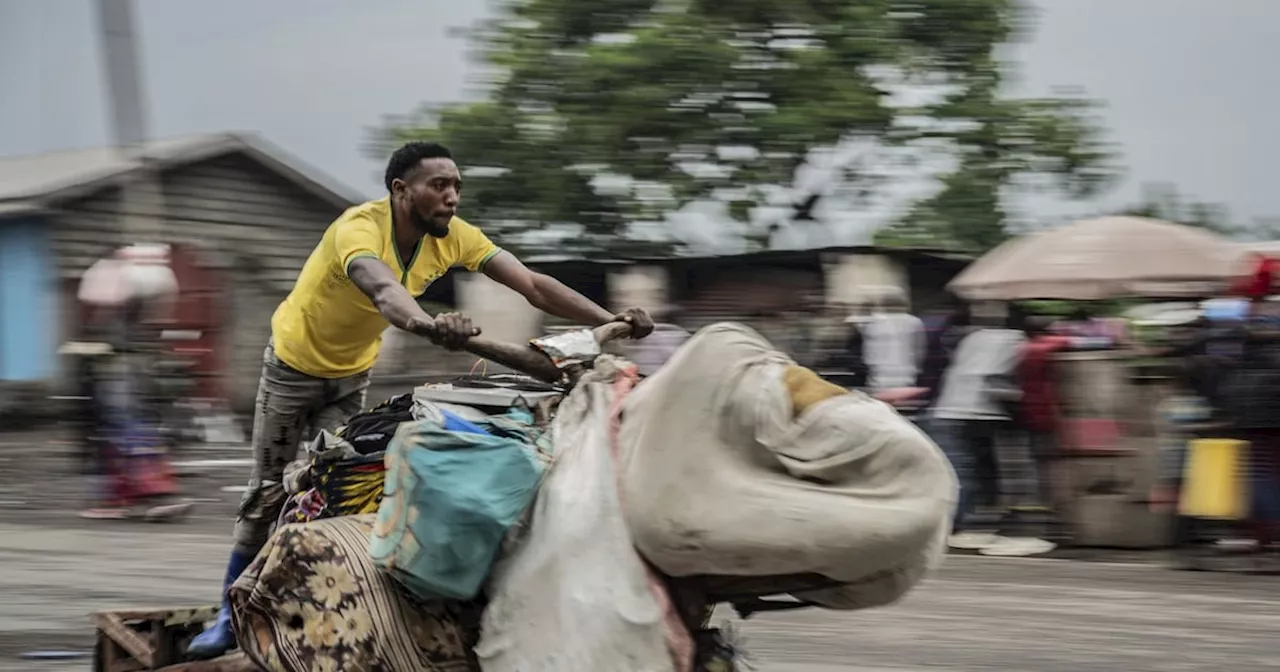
<box><xmin>476</xmin><ymin>358</ymin><xmax>676</xmax><ymax>672</ymax></box>
<box><xmin>617</xmin><ymin>323</ymin><xmax>958</xmax><ymax>610</ymax></box>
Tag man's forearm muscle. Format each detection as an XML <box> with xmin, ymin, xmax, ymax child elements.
<box><xmin>347</xmin><ymin>257</ymin><xmax>433</xmax><ymax>334</ymax></box>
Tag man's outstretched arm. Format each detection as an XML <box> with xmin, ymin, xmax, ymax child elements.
<box><xmin>483</xmin><ymin>251</ymin><xmax>654</xmax><ymax>336</ymax></box>
<box><xmin>348</xmin><ymin>256</ymin><xmax>475</xmax><ymax>349</ymax></box>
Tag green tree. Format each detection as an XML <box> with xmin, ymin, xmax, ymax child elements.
<box><xmin>1117</xmin><ymin>182</ymin><xmax>1280</xmax><ymax>241</ymax></box>
<box><xmin>371</xmin><ymin>0</ymin><xmax>1117</xmax><ymax>256</ymax></box>
<box><xmin>876</xmin><ymin>92</ymin><xmax>1116</xmax><ymax>252</ymax></box>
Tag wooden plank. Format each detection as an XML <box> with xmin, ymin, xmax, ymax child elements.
<box><xmin>91</xmin><ymin>612</ymin><xmax>154</xmax><ymax>669</ymax></box>
<box><xmin>151</xmin><ymin>615</ymin><xmax>174</xmax><ymax>668</ymax></box>
<box><xmin>164</xmin><ymin>606</ymin><xmax>219</xmax><ymax>628</ymax></box>
<box><xmin>95</xmin><ymin>606</ymin><xmax>217</xmax><ymax>623</ymax></box>
<box><xmin>95</xmin><ymin>631</ymin><xmax>129</xmax><ymax>672</ymax></box>
<box><xmin>91</xmin><ymin>606</ymin><xmax>224</xmax><ymax>671</ymax></box>
<box><xmin>155</xmin><ymin>653</ymin><xmax>256</xmax><ymax>672</ymax></box>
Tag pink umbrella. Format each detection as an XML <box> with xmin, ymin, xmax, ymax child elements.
<box><xmin>77</xmin><ymin>244</ymin><xmax>179</xmax><ymax>307</ymax></box>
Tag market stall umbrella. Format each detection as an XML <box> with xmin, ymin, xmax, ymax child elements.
<box><xmin>947</xmin><ymin>216</ymin><xmax>1243</xmax><ymax>301</ymax></box>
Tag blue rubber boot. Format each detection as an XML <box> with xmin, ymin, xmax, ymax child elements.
<box><xmin>186</xmin><ymin>550</ymin><xmax>253</xmax><ymax>660</ymax></box>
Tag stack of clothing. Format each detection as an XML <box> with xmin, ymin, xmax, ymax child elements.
<box><xmin>278</xmin><ymin>394</ymin><xmax>415</xmax><ymax>526</ymax></box>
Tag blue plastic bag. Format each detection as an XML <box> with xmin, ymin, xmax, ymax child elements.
<box><xmin>369</xmin><ymin>419</ymin><xmax>545</xmax><ymax>601</ymax></box>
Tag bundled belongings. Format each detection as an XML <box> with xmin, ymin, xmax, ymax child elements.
<box><xmin>278</xmin><ymin>390</ymin><xmax>553</xmax><ymax>527</ymax></box>
<box><xmin>368</xmin><ymin>416</ymin><xmax>549</xmax><ymax>602</ymax></box>
<box><xmin>233</xmin><ymin>377</ymin><xmax>561</xmax><ymax>671</ymax></box>
<box><xmin>229</xmin><ymin>514</ymin><xmax>483</xmax><ymax>672</ymax></box>
<box><xmin>476</xmin><ymin>356</ymin><xmax>692</xmax><ymax>672</ymax></box>
<box><xmin>276</xmin><ymin>394</ymin><xmax>419</xmax><ymax>526</ymax></box>
<box><xmin>339</xmin><ymin>393</ymin><xmax>419</xmax><ymax>456</ymax></box>
<box><xmin>616</xmin><ymin>322</ymin><xmax>958</xmax><ymax>610</ymax></box>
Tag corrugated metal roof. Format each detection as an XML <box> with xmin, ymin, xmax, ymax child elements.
<box><xmin>0</xmin><ymin>132</ymin><xmax>362</xmax><ymax>211</ymax></box>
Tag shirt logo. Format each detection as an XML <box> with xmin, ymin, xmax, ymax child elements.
<box><xmin>325</xmin><ymin>266</ymin><xmax>352</xmax><ymax>291</ymax></box>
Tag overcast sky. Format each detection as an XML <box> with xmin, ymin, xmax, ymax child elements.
<box><xmin>2</xmin><ymin>0</ymin><xmax>1276</xmax><ymax>247</ymax></box>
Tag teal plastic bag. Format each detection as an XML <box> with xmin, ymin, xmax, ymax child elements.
<box><xmin>369</xmin><ymin>420</ymin><xmax>545</xmax><ymax>601</ymax></box>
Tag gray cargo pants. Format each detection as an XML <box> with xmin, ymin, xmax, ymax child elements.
<box><xmin>232</xmin><ymin>343</ymin><xmax>370</xmax><ymax>554</ymax></box>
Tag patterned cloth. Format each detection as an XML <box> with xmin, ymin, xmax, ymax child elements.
<box><xmin>229</xmin><ymin>514</ymin><xmax>482</xmax><ymax>672</ymax></box>
<box><xmin>278</xmin><ymin>455</ymin><xmax>387</xmax><ymax>527</ymax></box>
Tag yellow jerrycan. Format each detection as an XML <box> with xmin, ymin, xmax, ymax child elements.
<box><xmin>1179</xmin><ymin>438</ymin><xmax>1249</xmax><ymax>520</ymax></box>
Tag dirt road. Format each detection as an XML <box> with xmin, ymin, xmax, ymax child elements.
<box><xmin>3</xmin><ymin>516</ymin><xmax>1278</xmax><ymax>671</ymax></box>
<box><xmin>3</xmin><ymin>437</ymin><xmax>1279</xmax><ymax>671</ymax></box>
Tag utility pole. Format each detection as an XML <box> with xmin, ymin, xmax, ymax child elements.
<box><xmin>96</xmin><ymin>0</ymin><xmax>165</xmax><ymax>244</ymax></box>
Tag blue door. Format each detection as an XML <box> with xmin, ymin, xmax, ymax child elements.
<box><xmin>0</xmin><ymin>217</ymin><xmax>57</xmax><ymax>381</ymax></box>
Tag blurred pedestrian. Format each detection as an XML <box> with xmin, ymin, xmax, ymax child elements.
<box><xmin>862</xmin><ymin>288</ymin><xmax>926</xmax><ymax>393</ymax></box>
<box><xmin>812</xmin><ymin>300</ymin><xmax>870</xmax><ymax>389</ymax></box>
<box><xmin>929</xmin><ymin>303</ymin><xmax>1027</xmax><ymax>551</ymax></box>
<box><xmin>1017</xmin><ymin>316</ymin><xmax>1072</xmax><ymax>513</ymax></box>
<box><xmin>917</xmin><ymin>300</ymin><xmax>971</xmax><ymax>410</ymax></box>
<box><xmin>76</xmin><ymin>251</ymin><xmax>192</xmax><ymax>522</ymax></box>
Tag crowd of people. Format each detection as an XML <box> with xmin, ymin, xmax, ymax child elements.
<box><xmin>793</xmin><ymin>290</ymin><xmax>1100</xmax><ymax>557</ymax></box>
<box><xmin>1151</xmin><ymin>259</ymin><xmax>1280</xmax><ymax>552</ymax></box>
<box><xmin>796</xmin><ymin>260</ymin><xmax>1280</xmax><ymax>560</ymax></box>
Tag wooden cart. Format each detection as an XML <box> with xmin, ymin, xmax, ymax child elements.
<box><xmin>87</xmin><ymin>325</ymin><xmax>632</xmax><ymax>671</ymax></box>
<box><xmin>91</xmin><ymin>606</ymin><xmax>256</xmax><ymax>671</ymax></box>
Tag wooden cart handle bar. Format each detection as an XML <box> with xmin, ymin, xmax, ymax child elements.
<box><xmin>460</xmin><ymin>321</ymin><xmax>634</xmax><ymax>383</ymax></box>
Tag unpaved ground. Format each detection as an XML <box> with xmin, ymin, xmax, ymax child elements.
<box><xmin>3</xmin><ymin>434</ymin><xmax>1280</xmax><ymax>671</ymax></box>
<box><xmin>4</xmin><ymin>522</ymin><xmax>1279</xmax><ymax>672</ymax></box>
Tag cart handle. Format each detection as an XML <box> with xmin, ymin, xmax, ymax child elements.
<box><xmin>461</xmin><ymin>320</ymin><xmax>635</xmax><ymax>383</ymax></box>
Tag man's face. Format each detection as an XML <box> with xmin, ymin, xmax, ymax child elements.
<box><xmin>393</xmin><ymin>157</ymin><xmax>461</xmax><ymax>238</ymax></box>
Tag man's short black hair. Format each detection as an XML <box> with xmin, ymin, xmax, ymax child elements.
<box><xmin>384</xmin><ymin>141</ymin><xmax>453</xmax><ymax>192</ymax></box>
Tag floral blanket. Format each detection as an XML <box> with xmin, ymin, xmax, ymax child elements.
<box><xmin>228</xmin><ymin>514</ymin><xmax>483</xmax><ymax>672</ymax></box>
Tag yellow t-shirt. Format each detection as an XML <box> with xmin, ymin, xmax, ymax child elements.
<box><xmin>271</xmin><ymin>197</ymin><xmax>501</xmax><ymax>378</ymax></box>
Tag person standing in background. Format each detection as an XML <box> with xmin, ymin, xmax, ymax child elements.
<box><xmin>812</xmin><ymin>300</ymin><xmax>871</xmax><ymax>390</ymax></box>
<box><xmin>75</xmin><ymin>245</ymin><xmax>193</xmax><ymax>522</ymax></box>
<box><xmin>862</xmin><ymin>288</ymin><xmax>926</xmax><ymax>393</ymax></box>
<box><xmin>929</xmin><ymin>304</ymin><xmax>1026</xmax><ymax>550</ymax></box>
<box><xmin>1016</xmin><ymin>316</ymin><xmax>1072</xmax><ymax>529</ymax></box>
<box><xmin>918</xmin><ymin>301</ymin><xmax>972</xmax><ymax>410</ymax></box>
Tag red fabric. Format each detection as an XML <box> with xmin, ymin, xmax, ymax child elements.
<box><xmin>102</xmin><ymin>447</ymin><xmax>179</xmax><ymax>504</ymax></box>
<box><xmin>1018</xmin><ymin>335</ymin><xmax>1071</xmax><ymax>433</ymax></box>
<box><xmin>1231</xmin><ymin>254</ymin><xmax>1278</xmax><ymax>300</ymax></box>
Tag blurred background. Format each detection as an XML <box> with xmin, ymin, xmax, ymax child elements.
<box><xmin>3</xmin><ymin>1</ymin><xmax>1280</xmax><ymax>670</ymax></box>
